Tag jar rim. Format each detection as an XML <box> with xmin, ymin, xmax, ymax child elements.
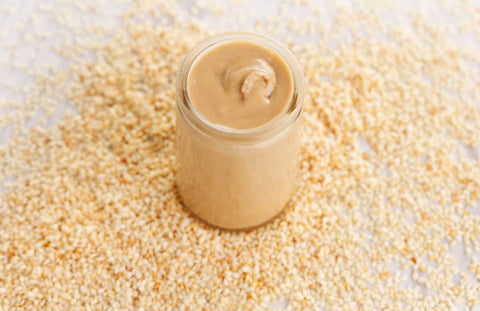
<box><xmin>176</xmin><ymin>31</ymin><xmax>304</xmax><ymax>143</ymax></box>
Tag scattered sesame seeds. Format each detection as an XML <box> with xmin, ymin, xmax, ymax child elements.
<box><xmin>0</xmin><ymin>0</ymin><xmax>480</xmax><ymax>310</ymax></box>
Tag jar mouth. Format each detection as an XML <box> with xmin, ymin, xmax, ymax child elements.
<box><xmin>176</xmin><ymin>32</ymin><xmax>304</xmax><ymax>143</ymax></box>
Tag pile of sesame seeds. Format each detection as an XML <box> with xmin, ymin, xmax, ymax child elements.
<box><xmin>1</xmin><ymin>0</ymin><xmax>480</xmax><ymax>309</ymax></box>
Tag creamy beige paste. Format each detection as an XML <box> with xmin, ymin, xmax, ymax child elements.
<box><xmin>187</xmin><ymin>41</ymin><xmax>293</xmax><ymax>129</ymax></box>
<box><xmin>176</xmin><ymin>38</ymin><xmax>300</xmax><ymax>230</ymax></box>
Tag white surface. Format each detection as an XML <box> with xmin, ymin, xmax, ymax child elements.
<box><xmin>0</xmin><ymin>0</ymin><xmax>479</xmax><ymax>309</ymax></box>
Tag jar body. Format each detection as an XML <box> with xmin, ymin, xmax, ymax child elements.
<box><xmin>175</xmin><ymin>32</ymin><xmax>304</xmax><ymax>230</ymax></box>
<box><xmin>176</xmin><ymin>112</ymin><xmax>301</xmax><ymax>230</ymax></box>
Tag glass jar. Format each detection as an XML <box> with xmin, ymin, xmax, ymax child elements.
<box><xmin>175</xmin><ymin>32</ymin><xmax>304</xmax><ymax>230</ymax></box>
